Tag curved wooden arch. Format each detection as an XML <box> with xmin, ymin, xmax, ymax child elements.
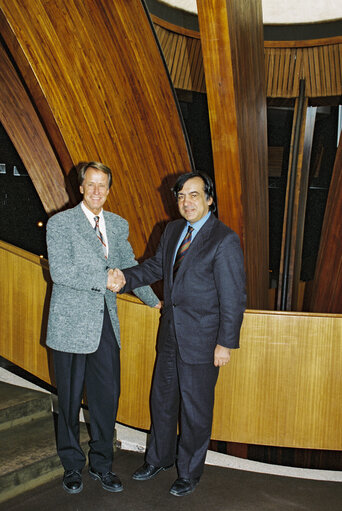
<box><xmin>0</xmin><ymin>43</ymin><xmax>72</xmax><ymax>214</ymax></box>
<box><xmin>0</xmin><ymin>0</ymin><xmax>193</xmax><ymax>261</ymax></box>
<box><xmin>0</xmin><ymin>0</ymin><xmax>272</xmax><ymax>309</ymax></box>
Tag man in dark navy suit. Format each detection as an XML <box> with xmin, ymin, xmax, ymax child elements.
<box><xmin>116</xmin><ymin>172</ymin><xmax>246</xmax><ymax>496</ymax></box>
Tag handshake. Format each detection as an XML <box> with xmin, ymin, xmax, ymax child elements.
<box><xmin>107</xmin><ymin>268</ymin><xmax>126</xmax><ymax>293</ymax></box>
<box><xmin>106</xmin><ymin>268</ymin><xmax>162</xmax><ymax>309</ymax></box>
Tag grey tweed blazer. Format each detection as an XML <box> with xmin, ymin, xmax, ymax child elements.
<box><xmin>46</xmin><ymin>203</ymin><xmax>159</xmax><ymax>354</ymax></box>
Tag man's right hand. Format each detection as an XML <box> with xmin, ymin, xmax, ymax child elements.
<box><xmin>107</xmin><ymin>268</ymin><xmax>126</xmax><ymax>292</ymax></box>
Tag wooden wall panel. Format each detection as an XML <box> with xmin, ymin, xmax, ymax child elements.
<box><xmin>153</xmin><ymin>19</ymin><xmax>205</xmax><ymax>92</ymax></box>
<box><xmin>0</xmin><ymin>242</ymin><xmax>52</xmax><ymax>384</ymax></box>
<box><xmin>197</xmin><ymin>0</ymin><xmax>269</xmax><ymax>310</ymax></box>
<box><xmin>0</xmin><ymin>0</ymin><xmax>193</xmax><ymax>262</ymax></box>
<box><xmin>151</xmin><ymin>16</ymin><xmax>342</xmax><ymax>99</ymax></box>
<box><xmin>1</xmin><ymin>240</ymin><xmax>342</xmax><ymax>449</ymax></box>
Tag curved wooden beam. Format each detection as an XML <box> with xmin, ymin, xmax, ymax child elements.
<box><xmin>197</xmin><ymin>0</ymin><xmax>269</xmax><ymax>309</ymax></box>
<box><xmin>0</xmin><ymin>0</ymin><xmax>193</xmax><ymax>260</ymax></box>
<box><xmin>0</xmin><ymin>44</ymin><xmax>72</xmax><ymax>214</ymax></box>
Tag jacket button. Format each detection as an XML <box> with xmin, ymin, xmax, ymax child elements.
<box><xmin>100</xmin><ymin>309</ymin><xmax>104</xmax><ymax>313</ymax></box>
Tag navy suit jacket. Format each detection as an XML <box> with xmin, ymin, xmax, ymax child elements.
<box><xmin>123</xmin><ymin>213</ymin><xmax>246</xmax><ymax>364</ymax></box>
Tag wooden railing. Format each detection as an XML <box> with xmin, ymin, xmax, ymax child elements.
<box><xmin>1</xmin><ymin>240</ymin><xmax>341</xmax><ymax>450</ymax></box>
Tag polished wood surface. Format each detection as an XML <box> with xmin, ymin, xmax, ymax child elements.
<box><xmin>151</xmin><ymin>16</ymin><xmax>342</xmax><ymax>99</ymax></box>
<box><xmin>0</xmin><ymin>44</ymin><xmax>72</xmax><ymax>214</ymax></box>
<box><xmin>1</xmin><ymin>241</ymin><xmax>341</xmax><ymax>450</ymax></box>
<box><xmin>197</xmin><ymin>0</ymin><xmax>269</xmax><ymax>310</ymax></box>
<box><xmin>276</xmin><ymin>98</ymin><xmax>317</xmax><ymax>311</ymax></box>
<box><xmin>152</xmin><ymin>16</ymin><xmax>205</xmax><ymax>93</ymax></box>
<box><xmin>213</xmin><ymin>310</ymin><xmax>342</xmax><ymax>448</ymax></box>
<box><xmin>0</xmin><ymin>242</ymin><xmax>52</xmax><ymax>383</ymax></box>
<box><xmin>1</xmin><ymin>1</ymin><xmax>340</xmax><ymax>312</ymax></box>
<box><xmin>305</xmin><ymin>135</ymin><xmax>342</xmax><ymax>313</ymax></box>
<box><xmin>0</xmin><ymin>0</ymin><xmax>192</xmax><ymax>262</ymax></box>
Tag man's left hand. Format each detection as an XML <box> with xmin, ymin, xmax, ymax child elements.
<box><xmin>214</xmin><ymin>345</ymin><xmax>231</xmax><ymax>367</ymax></box>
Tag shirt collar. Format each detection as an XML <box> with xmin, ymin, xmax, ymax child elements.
<box><xmin>81</xmin><ymin>201</ymin><xmax>104</xmax><ymax>224</ymax></box>
<box><xmin>187</xmin><ymin>211</ymin><xmax>211</xmax><ymax>232</ymax></box>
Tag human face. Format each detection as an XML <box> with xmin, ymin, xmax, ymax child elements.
<box><xmin>79</xmin><ymin>167</ymin><xmax>110</xmax><ymax>215</ymax></box>
<box><xmin>177</xmin><ymin>177</ymin><xmax>213</xmax><ymax>224</ymax></box>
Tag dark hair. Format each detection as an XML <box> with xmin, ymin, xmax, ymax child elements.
<box><xmin>172</xmin><ymin>171</ymin><xmax>216</xmax><ymax>212</ymax></box>
<box><xmin>76</xmin><ymin>161</ymin><xmax>112</xmax><ymax>188</ymax></box>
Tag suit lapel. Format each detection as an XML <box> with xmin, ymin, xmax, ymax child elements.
<box><xmin>75</xmin><ymin>204</ymin><xmax>107</xmax><ymax>260</ymax></box>
<box><xmin>103</xmin><ymin>211</ymin><xmax>115</xmax><ymax>265</ymax></box>
<box><xmin>166</xmin><ymin>221</ymin><xmax>186</xmax><ymax>287</ymax></box>
<box><xmin>103</xmin><ymin>211</ymin><xmax>124</xmax><ymax>267</ymax></box>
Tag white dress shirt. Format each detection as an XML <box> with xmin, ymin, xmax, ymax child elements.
<box><xmin>81</xmin><ymin>202</ymin><xmax>109</xmax><ymax>258</ymax></box>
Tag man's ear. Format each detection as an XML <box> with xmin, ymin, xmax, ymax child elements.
<box><xmin>79</xmin><ymin>185</ymin><xmax>84</xmax><ymax>195</ymax></box>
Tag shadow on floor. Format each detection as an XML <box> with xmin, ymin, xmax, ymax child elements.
<box><xmin>4</xmin><ymin>448</ymin><xmax>342</xmax><ymax>511</ymax></box>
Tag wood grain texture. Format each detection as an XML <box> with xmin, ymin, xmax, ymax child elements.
<box><xmin>152</xmin><ymin>16</ymin><xmax>342</xmax><ymax>99</ymax></box>
<box><xmin>0</xmin><ymin>0</ymin><xmax>192</xmax><ymax>262</ymax></box>
<box><xmin>1</xmin><ymin>241</ymin><xmax>341</xmax><ymax>449</ymax></box>
<box><xmin>197</xmin><ymin>0</ymin><xmax>269</xmax><ymax>310</ymax></box>
<box><xmin>213</xmin><ymin>309</ymin><xmax>342</xmax><ymax>448</ymax></box>
<box><xmin>0</xmin><ymin>44</ymin><xmax>72</xmax><ymax>213</ymax></box>
<box><xmin>276</xmin><ymin>99</ymin><xmax>317</xmax><ymax>311</ymax></box>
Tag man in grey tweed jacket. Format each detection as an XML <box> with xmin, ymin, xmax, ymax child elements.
<box><xmin>46</xmin><ymin>161</ymin><xmax>159</xmax><ymax>495</ymax></box>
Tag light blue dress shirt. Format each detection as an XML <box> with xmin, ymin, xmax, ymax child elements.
<box><xmin>173</xmin><ymin>211</ymin><xmax>211</xmax><ymax>265</ymax></box>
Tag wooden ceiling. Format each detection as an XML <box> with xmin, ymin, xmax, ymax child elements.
<box><xmin>0</xmin><ymin>0</ymin><xmax>270</xmax><ymax>308</ymax></box>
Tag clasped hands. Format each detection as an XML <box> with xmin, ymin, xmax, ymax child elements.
<box><xmin>107</xmin><ymin>268</ymin><xmax>126</xmax><ymax>293</ymax></box>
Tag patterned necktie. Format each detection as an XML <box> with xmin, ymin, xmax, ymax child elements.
<box><xmin>94</xmin><ymin>216</ymin><xmax>107</xmax><ymax>258</ymax></box>
<box><xmin>173</xmin><ymin>226</ymin><xmax>194</xmax><ymax>275</ymax></box>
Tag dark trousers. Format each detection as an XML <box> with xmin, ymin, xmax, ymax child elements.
<box><xmin>53</xmin><ymin>304</ymin><xmax>120</xmax><ymax>473</ymax></box>
<box><xmin>146</xmin><ymin>327</ymin><xmax>219</xmax><ymax>480</ymax></box>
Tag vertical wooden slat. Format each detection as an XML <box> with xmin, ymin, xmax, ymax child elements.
<box><xmin>197</xmin><ymin>0</ymin><xmax>269</xmax><ymax>309</ymax></box>
<box><xmin>152</xmin><ymin>17</ymin><xmax>342</xmax><ymax>99</ymax></box>
<box><xmin>291</xmin><ymin>106</ymin><xmax>317</xmax><ymax>310</ymax></box>
<box><xmin>277</xmin><ymin>88</ymin><xmax>309</xmax><ymax>310</ymax></box>
<box><xmin>277</xmin><ymin>48</ymin><xmax>286</xmax><ymax>96</ymax></box>
<box><xmin>324</xmin><ymin>46</ymin><xmax>332</xmax><ymax>95</ymax></box>
<box><xmin>283</xmin><ymin>49</ymin><xmax>291</xmax><ymax>97</ymax></box>
<box><xmin>333</xmin><ymin>44</ymin><xmax>342</xmax><ymax>94</ymax></box>
<box><xmin>313</xmin><ymin>47</ymin><xmax>322</xmax><ymax>97</ymax></box>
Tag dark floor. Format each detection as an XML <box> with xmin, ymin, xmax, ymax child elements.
<box><xmin>3</xmin><ymin>448</ymin><xmax>342</xmax><ymax>511</ymax></box>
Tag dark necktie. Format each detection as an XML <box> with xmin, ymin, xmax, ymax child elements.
<box><xmin>94</xmin><ymin>216</ymin><xmax>107</xmax><ymax>258</ymax></box>
<box><xmin>173</xmin><ymin>226</ymin><xmax>194</xmax><ymax>275</ymax></box>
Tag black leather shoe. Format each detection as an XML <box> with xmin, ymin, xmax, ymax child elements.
<box><xmin>89</xmin><ymin>468</ymin><xmax>123</xmax><ymax>492</ymax></box>
<box><xmin>132</xmin><ymin>461</ymin><xmax>172</xmax><ymax>481</ymax></box>
<box><xmin>169</xmin><ymin>477</ymin><xmax>200</xmax><ymax>497</ymax></box>
<box><xmin>62</xmin><ymin>469</ymin><xmax>83</xmax><ymax>494</ymax></box>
